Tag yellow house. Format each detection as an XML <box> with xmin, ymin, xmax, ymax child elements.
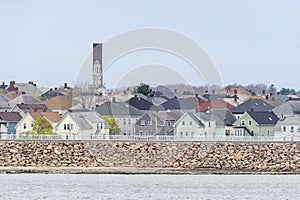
<box><xmin>55</xmin><ymin>111</ymin><xmax>109</xmax><ymax>139</ymax></box>
<box><xmin>15</xmin><ymin>112</ymin><xmax>62</xmax><ymax>134</ymax></box>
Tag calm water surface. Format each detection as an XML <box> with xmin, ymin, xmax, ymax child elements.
<box><xmin>0</xmin><ymin>174</ymin><xmax>299</xmax><ymax>200</ymax></box>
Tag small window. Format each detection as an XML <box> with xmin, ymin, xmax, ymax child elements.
<box><xmin>123</xmin><ymin>119</ymin><xmax>126</xmax><ymax>125</ymax></box>
<box><xmin>267</xmin><ymin>130</ymin><xmax>270</xmax><ymax>136</ymax></box>
<box><xmin>67</xmin><ymin>124</ymin><xmax>70</xmax><ymax>130</ymax></box>
<box><xmin>139</xmin><ymin>131</ymin><xmax>143</xmax><ymax>135</ymax></box>
<box><xmin>186</xmin><ymin>132</ymin><xmax>188</xmax><ymax>136</ymax></box>
<box><xmin>64</xmin><ymin>124</ymin><xmax>67</xmax><ymax>130</ymax></box>
<box><xmin>141</xmin><ymin>120</ymin><xmax>145</xmax><ymax>126</ymax></box>
<box><xmin>23</xmin><ymin>123</ymin><xmax>27</xmax><ymax>130</ymax></box>
<box><xmin>208</xmin><ymin>122</ymin><xmax>211</xmax><ymax>127</ymax></box>
<box><xmin>283</xmin><ymin>126</ymin><xmax>286</xmax><ymax>132</ymax></box>
<box><xmin>248</xmin><ymin>120</ymin><xmax>252</xmax><ymax>126</ymax></box>
<box><xmin>190</xmin><ymin>121</ymin><xmax>192</xmax><ymax>126</ymax></box>
<box><xmin>167</xmin><ymin>121</ymin><xmax>171</xmax><ymax>126</ymax></box>
<box><xmin>180</xmin><ymin>132</ymin><xmax>183</xmax><ymax>138</ymax></box>
<box><xmin>182</xmin><ymin>121</ymin><xmax>185</xmax><ymax>126</ymax></box>
<box><xmin>241</xmin><ymin>120</ymin><xmax>245</xmax><ymax>126</ymax></box>
<box><xmin>128</xmin><ymin>119</ymin><xmax>131</xmax><ymax>125</ymax></box>
<box><xmin>291</xmin><ymin>126</ymin><xmax>294</xmax><ymax>132</ymax></box>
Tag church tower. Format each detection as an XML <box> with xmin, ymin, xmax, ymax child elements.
<box><xmin>92</xmin><ymin>43</ymin><xmax>103</xmax><ymax>87</ymax></box>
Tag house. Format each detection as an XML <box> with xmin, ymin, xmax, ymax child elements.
<box><xmin>233</xmin><ymin>111</ymin><xmax>279</xmax><ymax>136</ymax></box>
<box><xmin>0</xmin><ymin>112</ymin><xmax>22</xmax><ymax>135</ymax></box>
<box><xmin>160</xmin><ymin>96</ymin><xmax>197</xmax><ymax>111</ymax></box>
<box><xmin>14</xmin><ymin>81</ymin><xmax>42</xmax><ymax>96</ymax></box>
<box><xmin>231</xmin><ymin>99</ymin><xmax>274</xmax><ymax>119</ymax></box>
<box><xmin>127</xmin><ymin>95</ymin><xmax>155</xmax><ymax>111</ymax></box>
<box><xmin>272</xmin><ymin>99</ymin><xmax>300</xmax><ymax>117</ymax></box>
<box><xmin>40</xmin><ymin>88</ymin><xmax>70</xmax><ymax>102</ymax></box>
<box><xmin>44</xmin><ymin>95</ymin><xmax>73</xmax><ymax>114</ymax></box>
<box><xmin>95</xmin><ymin>101</ymin><xmax>144</xmax><ymax>135</ymax></box>
<box><xmin>134</xmin><ymin>111</ymin><xmax>183</xmax><ymax>136</ymax></box>
<box><xmin>197</xmin><ymin>99</ymin><xmax>235</xmax><ymax>112</ymax></box>
<box><xmin>15</xmin><ymin>112</ymin><xmax>62</xmax><ymax>134</ymax></box>
<box><xmin>8</xmin><ymin>93</ymin><xmax>40</xmax><ymax>106</ymax></box>
<box><xmin>11</xmin><ymin>103</ymin><xmax>48</xmax><ymax>116</ymax></box>
<box><xmin>174</xmin><ymin>109</ymin><xmax>236</xmax><ymax>138</ymax></box>
<box><xmin>274</xmin><ymin>115</ymin><xmax>300</xmax><ymax>137</ymax></box>
<box><xmin>55</xmin><ymin>110</ymin><xmax>109</xmax><ymax>139</ymax></box>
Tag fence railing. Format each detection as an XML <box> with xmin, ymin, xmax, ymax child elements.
<box><xmin>0</xmin><ymin>134</ymin><xmax>300</xmax><ymax>142</ymax></box>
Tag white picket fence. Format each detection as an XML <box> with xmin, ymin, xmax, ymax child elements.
<box><xmin>0</xmin><ymin>133</ymin><xmax>300</xmax><ymax>142</ymax></box>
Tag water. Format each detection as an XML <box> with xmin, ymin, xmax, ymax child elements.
<box><xmin>0</xmin><ymin>174</ymin><xmax>299</xmax><ymax>200</ymax></box>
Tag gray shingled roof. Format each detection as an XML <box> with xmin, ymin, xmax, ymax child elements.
<box><xmin>272</xmin><ymin>100</ymin><xmax>300</xmax><ymax>116</ymax></box>
<box><xmin>68</xmin><ymin>111</ymin><xmax>109</xmax><ymax>130</ymax></box>
<box><xmin>247</xmin><ymin>111</ymin><xmax>279</xmax><ymax>125</ymax></box>
<box><xmin>8</xmin><ymin>94</ymin><xmax>40</xmax><ymax>106</ymax></box>
<box><xmin>197</xmin><ymin>109</ymin><xmax>236</xmax><ymax>127</ymax></box>
<box><xmin>0</xmin><ymin>112</ymin><xmax>22</xmax><ymax>122</ymax></box>
<box><xmin>161</xmin><ymin>97</ymin><xmax>196</xmax><ymax>110</ymax></box>
<box><xmin>95</xmin><ymin>102</ymin><xmax>144</xmax><ymax>117</ymax></box>
<box><xmin>231</xmin><ymin>99</ymin><xmax>274</xmax><ymax>113</ymax></box>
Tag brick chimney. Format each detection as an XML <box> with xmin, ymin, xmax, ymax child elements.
<box><xmin>28</xmin><ymin>81</ymin><xmax>34</xmax><ymax>85</ymax></box>
<box><xmin>10</xmin><ymin>81</ymin><xmax>15</xmax><ymax>86</ymax></box>
<box><xmin>262</xmin><ymin>90</ymin><xmax>266</xmax><ymax>95</ymax></box>
<box><xmin>64</xmin><ymin>83</ymin><xmax>68</xmax><ymax>89</ymax></box>
<box><xmin>266</xmin><ymin>95</ymin><xmax>269</xmax><ymax>100</ymax></box>
<box><xmin>234</xmin><ymin>89</ymin><xmax>237</xmax><ymax>95</ymax></box>
<box><xmin>54</xmin><ymin>87</ymin><xmax>57</xmax><ymax>91</ymax></box>
<box><xmin>234</xmin><ymin>95</ymin><xmax>238</xmax><ymax>102</ymax></box>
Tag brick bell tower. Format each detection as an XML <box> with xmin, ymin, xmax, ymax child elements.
<box><xmin>92</xmin><ymin>43</ymin><xmax>103</xmax><ymax>87</ymax></box>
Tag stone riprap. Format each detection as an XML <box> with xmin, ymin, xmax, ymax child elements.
<box><xmin>0</xmin><ymin>141</ymin><xmax>299</xmax><ymax>172</ymax></box>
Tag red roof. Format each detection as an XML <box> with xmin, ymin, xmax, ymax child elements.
<box><xmin>197</xmin><ymin>99</ymin><xmax>235</xmax><ymax>112</ymax></box>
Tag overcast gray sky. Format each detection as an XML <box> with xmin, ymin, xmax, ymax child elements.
<box><xmin>0</xmin><ymin>0</ymin><xmax>299</xmax><ymax>89</ymax></box>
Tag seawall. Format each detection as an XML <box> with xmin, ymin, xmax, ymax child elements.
<box><xmin>0</xmin><ymin>141</ymin><xmax>299</xmax><ymax>173</ymax></box>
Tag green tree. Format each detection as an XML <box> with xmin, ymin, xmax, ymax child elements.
<box><xmin>136</xmin><ymin>83</ymin><xmax>154</xmax><ymax>97</ymax></box>
<box><xmin>31</xmin><ymin>116</ymin><xmax>55</xmax><ymax>134</ymax></box>
<box><xmin>102</xmin><ymin>116</ymin><xmax>121</xmax><ymax>135</ymax></box>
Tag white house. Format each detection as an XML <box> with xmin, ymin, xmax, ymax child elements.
<box><xmin>55</xmin><ymin>110</ymin><xmax>109</xmax><ymax>139</ymax></box>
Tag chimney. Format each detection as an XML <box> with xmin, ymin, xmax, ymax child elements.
<box><xmin>21</xmin><ymin>92</ymin><xmax>26</xmax><ymax>94</ymax></box>
<box><xmin>262</xmin><ymin>90</ymin><xmax>266</xmax><ymax>95</ymax></box>
<box><xmin>234</xmin><ymin>95</ymin><xmax>238</xmax><ymax>102</ymax></box>
<box><xmin>205</xmin><ymin>90</ymin><xmax>208</xmax><ymax>94</ymax></box>
<box><xmin>270</xmin><ymin>93</ymin><xmax>273</xmax><ymax>97</ymax></box>
<box><xmin>33</xmin><ymin>108</ymin><xmax>37</xmax><ymax>112</ymax></box>
<box><xmin>64</xmin><ymin>83</ymin><xmax>68</xmax><ymax>88</ymax></box>
<box><xmin>234</xmin><ymin>89</ymin><xmax>237</xmax><ymax>95</ymax></box>
<box><xmin>277</xmin><ymin>92</ymin><xmax>280</xmax><ymax>95</ymax></box>
<box><xmin>195</xmin><ymin>93</ymin><xmax>199</xmax><ymax>98</ymax></box>
<box><xmin>2</xmin><ymin>82</ymin><xmax>4</xmax><ymax>86</ymax></box>
<box><xmin>134</xmin><ymin>94</ymin><xmax>137</xmax><ymax>98</ymax></box>
<box><xmin>112</xmin><ymin>97</ymin><xmax>116</xmax><ymax>102</ymax></box>
<box><xmin>54</xmin><ymin>87</ymin><xmax>57</xmax><ymax>91</ymax></box>
<box><xmin>34</xmin><ymin>84</ymin><xmax>36</xmax><ymax>87</ymax></box>
<box><xmin>28</xmin><ymin>81</ymin><xmax>34</xmax><ymax>85</ymax></box>
<box><xmin>95</xmin><ymin>104</ymin><xmax>99</xmax><ymax>108</ymax></box>
<box><xmin>266</xmin><ymin>95</ymin><xmax>269</xmax><ymax>100</ymax></box>
<box><xmin>50</xmin><ymin>88</ymin><xmax>53</xmax><ymax>91</ymax></box>
<box><xmin>251</xmin><ymin>108</ymin><xmax>254</xmax><ymax>112</ymax></box>
<box><xmin>289</xmin><ymin>97</ymin><xmax>293</xmax><ymax>100</ymax></box>
<box><xmin>10</xmin><ymin>81</ymin><xmax>15</xmax><ymax>86</ymax></box>
<box><xmin>174</xmin><ymin>95</ymin><xmax>177</xmax><ymax>99</ymax></box>
<box><xmin>252</xmin><ymin>92</ymin><xmax>255</xmax><ymax>96</ymax></box>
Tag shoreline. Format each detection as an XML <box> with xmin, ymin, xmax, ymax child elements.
<box><xmin>0</xmin><ymin>167</ymin><xmax>300</xmax><ymax>175</ymax></box>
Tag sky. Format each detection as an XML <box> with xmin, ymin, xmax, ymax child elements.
<box><xmin>0</xmin><ymin>0</ymin><xmax>299</xmax><ymax>90</ymax></box>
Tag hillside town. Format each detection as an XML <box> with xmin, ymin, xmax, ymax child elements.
<box><xmin>0</xmin><ymin>44</ymin><xmax>300</xmax><ymax>141</ymax></box>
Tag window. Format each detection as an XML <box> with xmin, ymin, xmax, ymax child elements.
<box><xmin>283</xmin><ymin>126</ymin><xmax>286</xmax><ymax>132</ymax></box>
<box><xmin>191</xmin><ymin>132</ymin><xmax>194</xmax><ymax>138</ymax></box>
<box><xmin>123</xmin><ymin>119</ymin><xmax>126</xmax><ymax>125</ymax></box>
<box><xmin>100</xmin><ymin>123</ymin><xmax>103</xmax><ymax>129</ymax></box>
<box><xmin>186</xmin><ymin>132</ymin><xmax>188</xmax><ymax>136</ymax></box>
<box><xmin>208</xmin><ymin>122</ymin><xmax>211</xmax><ymax>128</ymax></box>
<box><xmin>241</xmin><ymin>120</ymin><xmax>245</xmax><ymax>126</ymax></box>
<box><xmin>291</xmin><ymin>126</ymin><xmax>294</xmax><ymax>133</ymax></box>
<box><xmin>267</xmin><ymin>130</ymin><xmax>270</xmax><ymax>136</ymax></box>
<box><xmin>225</xmin><ymin>130</ymin><xmax>230</xmax><ymax>136</ymax></box>
<box><xmin>251</xmin><ymin>130</ymin><xmax>254</xmax><ymax>135</ymax></box>
<box><xmin>182</xmin><ymin>121</ymin><xmax>185</xmax><ymax>126</ymax></box>
<box><xmin>180</xmin><ymin>132</ymin><xmax>183</xmax><ymax>138</ymax></box>
<box><xmin>128</xmin><ymin>130</ymin><xmax>131</xmax><ymax>135</ymax></box>
<box><xmin>190</xmin><ymin>121</ymin><xmax>192</xmax><ymax>126</ymax></box>
<box><xmin>128</xmin><ymin>119</ymin><xmax>131</xmax><ymax>125</ymax></box>
<box><xmin>248</xmin><ymin>120</ymin><xmax>252</xmax><ymax>126</ymax></box>
<box><xmin>167</xmin><ymin>121</ymin><xmax>171</xmax><ymax>126</ymax></box>
<box><xmin>141</xmin><ymin>120</ymin><xmax>145</xmax><ymax>126</ymax></box>
<box><xmin>139</xmin><ymin>131</ymin><xmax>143</xmax><ymax>135</ymax></box>
<box><xmin>64</xmin><ymin>124</ymin><xmax>67</xmax><ymax>130</ymax></box>
<box><xmin>23</xmin><ymin>123</ymin><xmax>27</xmax><ymax>130</ymax></box>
